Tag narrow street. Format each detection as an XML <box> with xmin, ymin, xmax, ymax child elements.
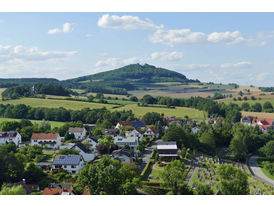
<box><xmin>187</xmin><ymin>153</ymin><xmax>199</xmax><ymax>187</ymax></box>
<box><xmin>248</xmin><ymin>155</ymin><xmax>274</xmax><ymax>187</ymax></box>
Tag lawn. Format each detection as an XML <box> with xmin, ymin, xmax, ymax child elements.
<box><xmin>257</xmin><ymin>158</ymin><xmax>274</xmax><ymax>180</ymax></box>
<box><xmin>0</xmin><ymin>97</ymin><xmax>206</xmax><ymax>120</ymax></box>
<box><xmin>0</xmin><ymin>98</ymin><xmax>116</xmax><ymax>110</ymax></box>
<box><xmin>113</xmin><ymin>104</ymin><xmax>206</xmax><ymax>119</ymax></box>
<box><xmin>0</xmin><ymin>117</ymin><xmax>66</xmax><ymax>128</ymax></box>
<box><xmin>241</xmin><ymin>111</ymin><xmax>274</xmax><ymax>119</ymax></box>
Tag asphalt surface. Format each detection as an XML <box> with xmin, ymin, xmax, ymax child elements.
<box><xmin>187</xmin><ymin>153</ymin><xmax>200</xmax><ymax>187</ymax></box>
<box><xmin>140</xmin><ymin>139</ymin><xmax>162</xmax><ymax>172</ymax></box>
<box><xmin>248</xmin><ymin>155</ymin><xmax>274</xmax><ymax>187</ymax></box>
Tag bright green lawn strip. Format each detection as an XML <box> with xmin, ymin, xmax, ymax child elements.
<box><xmin>1</xmin><ymin>98</ymin><xmax>116</xmax><ymax>110</ymax></box>
<box><xmin>113</xmin><ymin>104</ymin><xmax>206</xmax><ymax>119</ymax></box>
<box><xmin>257</xmin><ymin>158</ymin><xmax>274</xmax><ymax>180</ymax></box>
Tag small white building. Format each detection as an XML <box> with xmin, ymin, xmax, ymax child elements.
<box><xmin>81</xmin><ymin>137</ymin><xmax>98</xmax><ymax>151</ymax></box>
<box><xmin>191</xmin><ymin>127</ymin><xmax>200</xmax><ymax>134</ymax></box>
<box><xmin>68</xmin><ymin>127</ymin><xmax>87</xmax><ymax>140</ymax></box>
<box><xmin>31</xmin><ymin>133</ymin><xmax>61</xmax><ymax>149</ymax></box>
<box><xmin>72</xmin><ymin>143</ymin><xmax>95</xmax><ymax>162</ymax></box>
<box><xmin>114</xmin><ymin>136</ymin><xmax>139</xmax><ymax>149</ymax></box>
<box><xmin>52</xmin><ymin>155</ymin><xmax>84</xmax><ymax>174</ymax></box>
<box><xmin>0</xmin><ymin>131</ymin><xmax>22</xmax><ymax>146</ymax></box>
<box><xmin>143</xmin><ymin>127</ymin><xmax>159</xmax><ymax>138</ymax></box>
<box><xmin>125</xmin><ymin>129</ymin><xmax>143</xmax><ymax>141</ymax></box>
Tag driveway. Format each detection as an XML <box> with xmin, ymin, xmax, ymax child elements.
<box><xmin>140</xmin><ymin>139</ymin><xmax>162</xmax><ymax>171</ymax></box>
<box><xmin>248</xmin><ymin>155</ymin><xmax>274</xmax><ymax>187</ymax></box>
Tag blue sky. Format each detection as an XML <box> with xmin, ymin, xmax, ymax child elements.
<box><xmin>0</xmin><ymin>12</ymin><xmax>274</xmax><ymax>86</ymax></box>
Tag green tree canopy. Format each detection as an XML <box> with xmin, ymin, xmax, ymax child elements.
<box><xmin>76</xmin><ymin>155</ymin><xmax>140</xmax><ymax>195</ymax></box>
<box><xmin>216</xmin><ymin>164</ymin><xmax>249</xmax><ymax>195</ymax></box>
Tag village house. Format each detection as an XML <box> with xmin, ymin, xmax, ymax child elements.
<box><xmin>191</xmin><ymin>126</ymin><xmax>200</xmax><ymax>134</ymax></box>
<box><xmin>115</xmin><ymin>121</ymin><xmax>146</xmax><ymax>130</ymax></box>
<box><xmin>68</xmin><ymin>127</ymin><xmax>87</xmax><ymax>140</ymax></box>
<box><xmin>114</xmin><ymin>135</ymin><xmax>139</xmax><ymax>150</ymax></box>
<box><xmin>143</xmin><ymin>127</ymin><xmax>159</xmax><ymax>138</ymax></box>
<box><xmin>111</xmin><ymin>149</ymin><xmax>132</xmax><ymax>163</ymax></box>
<box><xmin>0</xmin><ymin>131</ymin><xmax>22</xmax><ymax>146</ymax></box>
<box><xmin>252</xmin><ymin>118</ymin><xmax>274</xmax><ymax>133</ymax></box>
<box><xmin>52</xmin><ymin>155</ymin><xmax>84</xmax><ymax>174</ymax></box>
<box><xmin>102</xmin><ymin>128</ymin><xmax>120</xmax><ymax>137</ymax></box>
<box><xmin>7</xmin><ymin>179</ymin><xmax>39</xmax><ymax>195</ymax></box>
<box><xmin>81</xmin><ymin>136</ymin><xmax>98</xmax><ymax>151</ymax></box>
<box><xmin>72</xmin><ymin>142</ymin><xmax>95</xmax><ymax>162</ymax></box>
<box><xmin>157</xmin><ymin>141</ymin><xmax>178</xmax><ymax>159</ymax></box>
<box><xmin>31</xmin><ymin>133</ymin><xmax>61</xmax><ymax>149</ymax></box>
<box><xmin>125</xmin><ymin>128</ymin><xmax>144</xmax><ymax>141</ymax></box>
<box><xmin>42</xmin><ymin>184</ymin><xmax>74</xmax><ymax>195</ymax></box>
<box><xmin>241</xmin><ymin>117</ymin><xmax>252</xmax><ymax>126</ymax></box>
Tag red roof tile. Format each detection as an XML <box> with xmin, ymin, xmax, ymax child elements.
<box><xmin>31</xmin><ymin>133</ymin><xmax>59</xmax><ymax>140</ymax></box>
<box><xmin>42</xmin><ymin>188</ymin><xmax>73</xmax><ymax>195</ymax></box>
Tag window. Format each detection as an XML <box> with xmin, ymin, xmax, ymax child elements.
<box><xmin>34</xmin><ymin>140</ymin><xmax>37</xmax><ymax>142</ymax></box>
<box><xmin>71</xmin><ymin>171</ymin><xmax>76</xmax><ymax>174</ymax></box>
<box><xmin>71</xmin><ymin>165</ymin><xmax>76</xmax><ymax>168</ymax></box>
<box><xmin>64</xmin><ymin>165</ymin><xmax>67</xmax><ymax>168</ymax></box>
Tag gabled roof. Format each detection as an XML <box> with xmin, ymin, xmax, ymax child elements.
<box><xmin>131</xmin><ymin>121</ymin><xmax>146</xmax><ymax>128</ymax></box>
<box><xmin>0</xmin><ymin>131</ymin><xmax>18</xmax><ymax>138</ymax></box>
<box><xmin>118</xmin><ymin>121</ymin><xmax>133</xmax><ymax>126</ymax></box>
<box><xmin>68</xmin><ymin>127</ymin><xmax>86</xmax><ymax>133</ymax></box>
<box><xmin>149</xmin><ymin>127</ymin><xmax>158</xmax><ymax>134</ymax></box>
<box><xmin>252</xmin><ymin>118</ymin><xmax>273</xmax><ymax>125</ymax></box>
<box><xmin>42</xmin><ymin>188</ymin><xmax>73</xmax><ymax>195</ymax></box>
<box><xmin>73</xmin><ymin>142</ymin><xmax>91</xmax><ymax>153</ymax></box>
<box><xmin>31</xmin><ymin>133</ymin><xmax>59</xmax><ymax>140</ymax></box>
<box><xmin>53</xmin><ymin>155</ymin><xmax>81</xmax><ymax>165</ymax></box>
<box><xmin>112</xmin><ymin>149</ymin><xmax>132</xmax><ymax>157</ymax></box>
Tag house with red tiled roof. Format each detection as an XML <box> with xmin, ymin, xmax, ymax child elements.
<box><xmin>252</xmin><ymin>118</ymin><xmax>274</xmax><ymax>133</ymax></box>
<box><xmin>0</xmin><ymin>131</ymin><xmax>21</xmax><ymax>146</ymax></box>
<box><xmin>31</xmin><ymin>133</ymin><xmax>61</xmax><ymax>149</ymax></box>
<box><xmin>144</xmin><ymin>127</ymin><xmax>159</xmax><ymax>138</ymax></box>
<box><xmin>42</xmin><ymin>187</ymin><xmax>74</xmax><ymax>195</ymax></box>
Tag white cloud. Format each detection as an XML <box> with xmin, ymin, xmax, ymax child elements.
<box><xmin>0</xmin><ymin>44</ymin><xmax>77</xmax><ymax>62</ymax></box>
<box><xmin>95</xmin><ymin>57</ymin><xmax>140</xmax><ymax>69</ymax></box>
<box><xmin>150</xmin><ymin>29</ymin><xmax>207</xmax><ymax>46</ymax></box>
<box><xmin>207</xmin><ymin>31</ymin><xmax>244</xmax><ymax>45</ymax></box>
<box><xmin>220</xmin><ymin>61</ymin><xmax>252</xmax><ymax>68</ymax></box>
<box><xmin>48</xmin><ymin>22</ymin><xmax>74</xmax><ymax>35</ymax></box>
<box><xmin>98</xmin><ymin>14</ymin><xmax>162</xmax><ymax>30</ymax></box>
<box><xmin>186</xmin><ymin>64</ymin><xmax>210</xmax><ymax>69</ymax></box>
<box><xmin>151</xmin><ymin>51</ymin><xmax>183</xmax><ymax>61</ymax></box>
<box><xmin>150</xmin><ymin>29</ymin><xmax>254</xmax><ymax>47</ymax></box>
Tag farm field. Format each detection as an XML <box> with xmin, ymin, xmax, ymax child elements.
<box><xmin>220</xmin><ymin>98</ymin><xmax>274</xmax><ymax>106</ymax></box>
<box><xmin>0</xmin><ymin>98</ymin><xmax>116</xmax><ymax>110</ymax></box>
<box><xmin>113</xmin><ymin>104</ymin><xmax>206</xmax><ymax>120</ymax></box>
<box><xmin>0</xmin><ymin>97</ymin><xmax>206</xmax><ymax>119</ymax></box>
<box><xmin>0</xmin><ymin>117</ymin><xmax>66</xmax><ymax>127</ymax></box>
<box><xmin>86</xmin><ymin>92</ymin><xmax>129</xmax><ymax>99</ymax></box>
<box><xmin>241</xmin><ymin>111</ymin><xmax>274</xmax><ymax>119</ymax></box>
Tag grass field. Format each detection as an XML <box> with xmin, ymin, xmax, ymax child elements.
<box><xmin>0</xmin><ymin>117</ymin><xmax>66</xmax><ymax>127</ymax></box>
<box><xmin>0</xmin><ymin>97</ymin><xmax>206</xmax><ymax>119</ymax></box>
<box><xmin>221</xmin><ymin>98</ymin><xmax>274</xmax><ymax>107</ymax></box>
<box><xmin>1</xmin><ymin>98</ymin><xmax>116</xmax><ymax>110</ymax></box>
<box><xmin>113</xmin><ymin>104</ymin><xmax>206</xmax><ymax>119</ymax></box>
<box><xmin>241</xmin><ymin>111</ymin><xmax>274</xmax><ymax>119</ymax></box>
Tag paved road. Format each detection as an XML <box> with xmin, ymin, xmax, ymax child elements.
<box><xmin>140</xmin><ymin>139</ymin><xmax>162</xmax><ymax>172</ymax></box>
<box><xmin>248</xmin><ymin>155</ymin><xmax>274</xmax><ymax>187</ymax></box>
<box><xmin>187</xmin><ymin>153</ymin><xmax>199</xmax><ymax>187</ymax></box>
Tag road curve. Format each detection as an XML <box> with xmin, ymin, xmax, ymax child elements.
<box><xmin>248</xmin><ymin>155</ymin><xmax>274</xmax><ymax>187</ymax></box>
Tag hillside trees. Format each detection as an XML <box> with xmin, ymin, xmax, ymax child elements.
<box><xmin>216</xmin><ymin>164</ymin><xmax>249</xmax><ymax>195</ymax></box>
<box><xmin>76</xmin><ymin>155</ymin><xmax>140</xmax><ymax>195</ymax></box>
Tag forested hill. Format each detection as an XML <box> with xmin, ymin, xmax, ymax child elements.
<box><xmin>0</xmin><ymin>78</ymin><xmax>60</xmax><ymax>88</ymax></box>
<box><xmin>64</xmin><ymin>63</ymin><xmax>194</xmax><ymax>84</ymax></box>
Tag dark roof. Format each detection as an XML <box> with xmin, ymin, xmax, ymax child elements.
<box><xmin>157</xmin><ymin>141</ymin><xmax>177</xmax><ymax>145</ymax></box>
<box><xmin>0</xmin><ymin>131</ymin><xmax>18</xmax><ymax>138</ymax></box>
<box><xmin>131</xmin><ymin>121</ymin><xmax>146</xmax><ymax>128</ymax></box>
<box><xmin>73</xmin><ymin>142</ymin><xmax>91</xmax><ymax>153</ymax></box>
<box><xmin>112</xmin><ymin>149</ymin><xmax>132</xmax><ymax>157</ymax></box>
<box><xmin>53</xmin><ymin>155</ymin><xmax>81</xmax><ymax>165</ymax></box>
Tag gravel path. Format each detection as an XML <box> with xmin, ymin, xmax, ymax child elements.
<box><xmin>248</xmin><ymin>155</ymin><xmax>274</xmax><ymax>187</ymax></box>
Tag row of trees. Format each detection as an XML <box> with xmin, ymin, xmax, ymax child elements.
<box><xmin>0</xmin><ymin>103</ymin><xmax>135</xmax><ymax>124</ymax></box>
<box><xmin>2</xmin><ymin>83</ymin><xmax>71</xmax><ymax>100</ymax></box>
<box><xmin>141</xmin><ymin>95</ymin><xmax>242</xmax><ymax>122</ymax></box>
<box><xmin>241</xmin><ymin>101</ymin><xmax>273</xmax><ymax>113</ymax></box>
